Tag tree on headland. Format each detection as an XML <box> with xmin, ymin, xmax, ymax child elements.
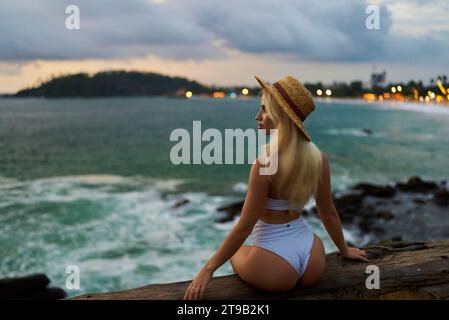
<box><xmin>14</xmin><ymin>71</ymin><xmax>211</xmax><ymax>98</ymax></box>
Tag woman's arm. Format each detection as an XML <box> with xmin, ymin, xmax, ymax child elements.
<box><xmin>314</xmin><ymin>152</ymin><xmax>348</xmax><ymax>255</ymax></box>
<box><xmin>184</xmin><ymin>159</ymin><xmax>270</xmax><ymax>299</ymax></box>
<box><xmin>204</xmin><ymin>160</ymin><xmax>270</xmax><ymax>272</ymax></box>
<box><xmin>315</xmin><ymin>153</ymin><xmax>368</xmax><ymax>261</ymax></box>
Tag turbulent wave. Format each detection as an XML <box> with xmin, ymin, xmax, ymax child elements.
<box><xmin>0</xmin><ymin>175</ymin><xmax>234</xmax><ymax>297</ymax></box>
<box><xmin>322</xmin><ymin>128</ymin><xmax>386</xmax><ymax>138</ymax></box>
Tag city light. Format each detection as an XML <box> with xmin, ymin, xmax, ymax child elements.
<box><xmin>437</xmin><ymin>80</ymin><xmax>447</xmax><ymax>95</ymax></box>
<box><xmin>326</xmin><ymin>89</ymin><xmax>332</xmax><ymax>96</ymax></box>
<box><xmin>317</xmin><ymin>89</ymin><xmax>323</xmax><ymax>96</ymax></box>
<box><xmin>213</xmin><ymin>91</ymin><xmax>225</xmax><ymax>98</ymax></box>
<box><xmin>362</xmin><ymin>93</ymin><xmax>376</xmax><ymax>101</ymax></box>
<box><xmin>242</xmin><ymin>88</ymin><xmax>249</xmax><ymax>95</ymax></box>
<box><xmin>185</xmin><ymin>91</ymin><xmax>193</xmax><ymax>98</ymax></box>
<box><xmin>357</xmin><ymin>78</ymin><xmax>448</xmax><ymax>105</ymax></box>
<box><xmin>413</xmin><ymin>89</ymin><xmax>419</xmax><ymax>100</ymax></box>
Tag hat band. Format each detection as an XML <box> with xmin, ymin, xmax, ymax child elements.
<box><xmin>273</xmin><ymin>82</ymin><xmax>306</xmax><ymax>122</ymax></box>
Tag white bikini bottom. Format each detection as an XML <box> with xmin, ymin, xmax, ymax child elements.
<box><xmin>250</xmin><ymin>216</ymin><xmax>314</xmax><ymax>279</ymax></box>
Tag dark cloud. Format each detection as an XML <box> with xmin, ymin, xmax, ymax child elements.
<box><xmin>0</xmin><ymin>0</ymin><xmax>216</xmax><ymax>61</ymax></box>
<box><xmin>195</xmin><ymin>0</ymin><xmax>448</xmax><ymax>63</ymax></box>
<box><xmin>0</xmin><ymin>0</ymin><xmax>447</xmax><ymax>64</ymax></box>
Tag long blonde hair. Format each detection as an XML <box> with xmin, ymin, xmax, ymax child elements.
<box><xmin>260</xmin><ymin>89</ymin><xmax>323</xmax><ymax>209</ymax></box>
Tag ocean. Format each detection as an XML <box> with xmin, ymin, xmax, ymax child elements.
<box><xmin>1</xmin><ymin>96</ymin><xmax>449</xmax><ymax>297</ymax></box>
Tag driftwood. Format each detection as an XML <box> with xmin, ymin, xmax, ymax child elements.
<box><xmin>72</xmin><ymin>240</ymin><xmax>449</xmax><ymax>300</ymax></box>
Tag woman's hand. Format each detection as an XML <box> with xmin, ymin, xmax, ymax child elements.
<box><xmin>341</xmin><ymin>247</ymin><xmax>369</xmax><ymax>262</ymax></box>
<box><xmin>183</xmin><ymin>268</ymin><xmax>213</xmax><ymax>300</ymax></box>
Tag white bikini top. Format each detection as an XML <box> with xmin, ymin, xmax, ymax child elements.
<box><xmin>266</xmin><ymin>197</ymin><xmax>301</xmax><ymax>211</ymax></box>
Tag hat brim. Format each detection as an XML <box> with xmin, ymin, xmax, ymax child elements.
<box><xmin>254</xmin><ymin>75</ymin><xmax>269</xmax><ymax>89</ymax></box>
<box><xmin>254</xmin><ymin>75</ymin><xmax>312</xmax><ymax>142</ymax></box>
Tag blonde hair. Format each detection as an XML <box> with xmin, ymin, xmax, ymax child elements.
<box><xmin>260</xmin><ymin>89</ymin><xmax>323</xmax><ymax>209</ymax></box>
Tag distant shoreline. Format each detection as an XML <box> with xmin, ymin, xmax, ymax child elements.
<box><xmin>319</xmin><ymin>96</ymin><xmax>447</xmax><ymax>107</ymax></box>
<box><xmin>2</xmin><ymin>94</ymin><xmax>448</xmax><ymax>110</ymax></box>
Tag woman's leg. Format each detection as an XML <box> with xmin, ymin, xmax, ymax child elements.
<box><xmin>298</xmin><ymin>234</ymin><xmax>326</xmax><ymax>286</ymax></box>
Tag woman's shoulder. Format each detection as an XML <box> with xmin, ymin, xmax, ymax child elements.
<box><xmin>320</xmin><ymin>151</ymin><xmax>330</xmax><ymax>168</ymax></box>
<box><xmin>251</xmin><ymin>158</ymin><xmax>275</xmax><ymax>182</ymax></box>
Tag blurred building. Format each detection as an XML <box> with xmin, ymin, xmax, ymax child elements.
<box><xmin>371</xmin><ymin>70</ymin><xmax>387</xmax><ymax>88</ymax></box>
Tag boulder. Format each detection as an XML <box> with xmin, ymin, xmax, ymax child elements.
<box><xmin>396</xmin><ymin>176</ymin><xmax>439</xmax><ymax>193</ymax></box>
<box><xmin>434</xmin><ymin>189</ymin><xmax>449</xmax><ymax>207</ymax></box>
<box><xmin>0</xmin><ymin>274</ymin><xmax>66</xmax><ymax>300</ymax></box>
<box><xmin>352</xmin><ymin>183</ymin><xmax>397</xmax><ymax>198</ymax></box>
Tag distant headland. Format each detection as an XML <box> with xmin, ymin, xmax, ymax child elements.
<box><xmin>5</xmin><ymin>71</ymin><xmax>226</xmax><ymax>98</ymax></box>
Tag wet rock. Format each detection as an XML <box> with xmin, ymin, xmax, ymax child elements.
<box><xmin>373</xmin><ymin>227</ymin><xmax>385</xmax><ymax>236</ymax></box>
<box><xmin>334</xmin><ymin>193</ymin><xmax>363</xmax><ymax>207</ymax></box>
<box><xmin>333</xmin><ymin>194</ymin><xmax>364</xmax><ymax>223</ymax></box>
<box><xmin>377</xmin><ymin>210</ymin><xmax>394</xmax><ymax>220</ymax></box>
<box><xmin>433</xmin><ymin>189</ymin><xmax>449</xmax><ymax>207</ymax></box>
<box><xmin>362</xmin><ymin>128</ymin><xmax>373</xmax><ymax>135</ymax></box>
<box><xmin>358</xmin><ymin>219</ymin><xmax>373</xmax><ymax>233</ymax></box>
<box><xmin>216</xmin><ymin>212</ymin><xmax>236</xmax><ymax>223</ymax></box>
<box><xmin>171</xmin><ymin>198</ymin><xmax>190</xmax><ymax>209</ymax></box>
<box><xmin>352</xmin><ymin>183</ymin><xmax>396</xmax><ymax>198</ymax></box>
<box><xmin>396</xmin><ymin>176</ymin><xmax>439</xmax><ymax>193</ymax></box>
<box><xmin>413</xmin><ymin>198</ymin><xmax>427</xmax><ymax>205</ymax></box>
<box><xmin>0</xmin><ymin>274</ymin><xmax>66</xmax><ymax>300</ymax></box>
<box><xmin>301</xmin><ymin>207</ymin><xmax>312</xmax><ymax>217</ymax></box>
<box><xmin>359</xmin><ymin>205</ymin><xmax>376</xmax><ymax>217</ymax></box>
<box><xmin>216</xmin><ymin>200</ymin><xmax>244</xmax><ymax>223</ymax></box>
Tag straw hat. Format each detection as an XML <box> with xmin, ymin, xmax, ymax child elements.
<box><xmin>255</xmin><ymin>75</ymin><xmax>315</xmax><ymax>141</ymax></box>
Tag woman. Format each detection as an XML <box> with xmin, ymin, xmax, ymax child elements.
<box><xmin>183</xmin><ymin>75</ymin><xmax>369</xmax><ymax>300</ymax></box>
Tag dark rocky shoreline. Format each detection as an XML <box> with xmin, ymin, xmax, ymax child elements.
<box><xmin>0</xmin><ymin>274</ymin><xmax>66</xmax><ymax>300</ymax></box>
<box><xmin>214</xmin><ymin>176</ymin><xmax>449</xmax><ymax>245</ymax></box>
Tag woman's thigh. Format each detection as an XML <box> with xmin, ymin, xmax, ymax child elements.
<box><xmin>298</xmin><ymin>234</ymin><xmax>326</xmax><ymax>286</ymax></box>
<box><xmin>231</xmin><ymin>245</ymin><xmax>298</xmax><ymax>292</ymax></box>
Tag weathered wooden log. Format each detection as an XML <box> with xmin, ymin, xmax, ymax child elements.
<box><xmin>71</xmin><ymin>240</ymin><xmax>449</xmax><ymax>300</ymax></box>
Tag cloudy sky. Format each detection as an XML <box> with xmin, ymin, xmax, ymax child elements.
<box><xmin>0</xmin><ymin>0</ymin><xmax>448</xmax><ymax>93</ymax></box>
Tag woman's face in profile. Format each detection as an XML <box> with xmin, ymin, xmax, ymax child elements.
<box><xmin>255</xmin><ymin>96</ymin><xmax>275</xmax><ymax>133</ymax></box>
